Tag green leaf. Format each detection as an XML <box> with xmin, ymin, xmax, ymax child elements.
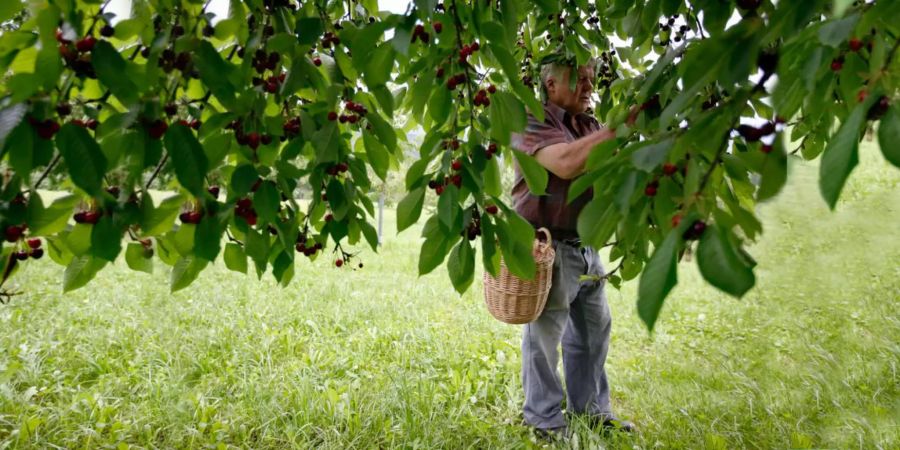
<box><xmin>140</xmin><ymin>193</ymin><xmax>184</xmax><ymax>236</ymax></box>
<box><xmin>5</xmin><ymin>121</ymin><xmax>33</xmax><ymax>176</ymax></box>
<box><xmin>295</xmin><ymin>17</ymin><xmax>324</xmax><ymax>45</ymax></box>
<box><xmin>194</xmin><ymin>41</ymin><xmax>237</xmax><ymax>109</ymax></box>
<box><xmin>313</xmin><ymin>121</ymin><xmax>339</xmax><ymax>164</ymax></box>
<box><xmin>125</xmin><ymin>243</ymin><xmax>153</xmax><ymax>274</ymax></box>
<box><xmin>418</xmin><ymin>231</ymin><xmax>452</xmax><ymax>276</ymax></box>
<box><xmin>428</xmin><ymin>84</ymin><xmax>451</xmax><ymax>126</ymax></box>
<box><xmin>223</xmin><ymin>242</ymin><xmax>247</xmax><ymax>274</ymax></box>
<box><xmin>244</xmin><ymin>228</ymin><xmax>269</xmax><ymax>277</ymax></box>
<box><xmin>363</xmin><ymin>132</ymin><xmax>390</xmax><ymax>181</ymax></box>
<box><xmin>91</xmin><ymin>215</ymin><xmax>122</xmax><ymax>262</ymax></box>
<box><xmin>253</xmin><ymin>181</ymin><xmax>280</xmax><ymax>223</ymax></box>
<box><xmin>819</xmin><ymin>102</ymin><xmax>866</xmax><ymax>209</ymax></box>
<box><xmin>489</xmin><ymin>92</ymin><xmax>527</xmax><ymax>146</ymax></box>
<box><xmin>637</xmin><ymin>227</ymin><xmax>680</xmax><ymax>331</ymax></box>
<box><xmin>91</xmin><ymin>41</ymin><xmax>139</xmax><ymax>105</ymax></box>
<box><xmin>26</xmin><ymin>193</ymin><xmax>78</xmax><ymax>236</ymax></box>
<box><xmin>63</xmin><ymin>255</ymin><xmax>107</xmax><ymax>292</ymax></box>
<box><xmin>818</xmin><ymin>13</ymin><xmax>859</xmax><ymax>48</ymax></box>
<box><xmin>696</xmin><ymin>224</ymin><xmax>755</xmax><ymax>297</ymax></box>
<box><xmin>833</xmin><ymin>0</ymin><xmax>853</xmax><ymax>17</ymax></box>
<box><xmin>364</xmin><ymin>44</ymin><xmax>395</xmax><ymax>88</ymax></box>
<box><xmin>577</xmin><ymin>199</ymin><xmax>619</xmax><ymax>249</ymax></box>
<box><xmin>758</xmin><ymin>136</ymin><xmax>788</xmax><ymax>202</ymax></box>
<box><xmin>170</xmin><ymin>255</ymin><xmax>209</xmax><ymax>293</ymax></box>
<box><xmin>878</xmin><ymin>105</ymin><xmax>900</xmax><ymax>168</ymax></box>
<box><xmin>511</xmin><ymin>150</ymin><xmax>548</xmax><ymax>196</ymax></box>
<box><xmin>0</xmin><ymin>1</ymin><xmax>24</xmax><ymax>23</ymax></box>
<box><xmin>396</xmin><ymin>187</ymin><xmax>425</xmax><ymax>232</ymax></box>
<box><xmin>164</xmin><ymin>124</ymin><xmax>209</xmax><ymax>197</ymax></box>
<box><xmin>496</xmin><ymin>211</ymin><xmax>537</xmax><ymax>280</ymax></box>
<box><xmin>194</xmin><ymin>216</ymin><xmax>224</xmax><ymax>261</ymax></box>
<box><xmin>631</xmin><ymin>138</ymin><xmax>674</xmax><ymax>172</ymax></box>
<box><xmin>483</xmin><ymin>156</ymin><xmax>502</xmax><ymax>197</ymax></box>
<box><xmin>447</xmin><ymin>239</ymin><xmax>475</xmax><ymax>294</ymax></box>
<box><xmin>56</xmin><ymin>124</ymin><xmax>108</xmax><ymax>196</ymax></box>
<box><xmin>437</xmin><ymin>185</ymin><xmax>459</xmax><ymax>230</ymax></box>
<box><xmin>229</xmin><ymin>164</ymin><xmax>259</xmax><ymax>199</ymax></box>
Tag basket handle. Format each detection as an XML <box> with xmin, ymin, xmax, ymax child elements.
<box><xmin>536</xmin><ymin>227</ymin><xmax>553</xmax><ymax>253</ymax></box>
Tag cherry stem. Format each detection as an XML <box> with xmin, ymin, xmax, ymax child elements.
<box><xmin>34</xmin><ymin>153</ymin><xmax>61</xmax><ymax>190</ymax></box>
<box><xmin>145</xmin><ymin>153</ymin><xmax>169</xmax><ymax>189</ymax></box>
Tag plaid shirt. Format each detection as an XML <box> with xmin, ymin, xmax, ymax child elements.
<box><xmin>510</xmin><ymin>102</ymin><xmax>602</xmax><ymax>240</ymax></box>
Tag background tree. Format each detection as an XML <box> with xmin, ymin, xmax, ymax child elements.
<box><xmin>0</xmin><ymin>0</ymin><xmax>897</xmax><ymax>329</ymax></box>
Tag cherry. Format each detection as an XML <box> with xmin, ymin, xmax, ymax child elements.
<box><xmin>74</xmin><ymin>211</ymin><xmax>101</xmax><ymax>224</ymax></box>
<box><xmin>179</xmin><ymin>211</ymin><xmax>202</xmax><ymax>224</ymax></box>
<box><xmin>34</xmin><ymin>119</ymin><xmax>61</xmax><ymax>140</ymax></box>
<box><xmin>147</xmin><ymin>120</ymin><xmax>168</xmax><ymax>140</ymax></box>
<box><xmin>335</xmin><ymin>259</ymin><xmax>344</xmax><ymax>267</ymax></box>
<box><xmin>736</xmin><ymin>0</ymin><xmax>762</xmax><ymax>10</ymax></box>
<box><xmin>106</xmin><ymin>186</ymin><xmax>121</xmax><ymax>197</ymax></box>
<box><xmin>671</xmin><ymin>214</ymin><xmax>682</xmax><ymax>228</ymax></box>
<box><xmin>433</xmin><ymin>22</ymin><xmax>442</xmax><ymax>33</ymax></box>
<box><xmin>435</xmin><ymin>185</ymin><xmax>445</xmax><ymax>195</ymax></box>
<box><xmin>14</xmin><ymin>251</ymin><xmax>28</xmax><ymax>261</ymax></box>
<box><xmin>75</xmin><ymin>36</ymin><xmax>96</xmax><ymax>53</ymax></box>
<box><xmin>208</xmin><ymin>186</ymin><xmax>220</xmax><ymax>198</ymax></box>
<box><xmin>682</xmin><ymin>220</ymin><xmax>707</xmax><ymax>240</ymax></box>
<box><xmin>857</xmin><ymin>89</ymin><xmax>868</xmax><ymax>103</ymax></box>
<box><xmin>849</xmin><ymin>38</ymin><xmax>863</xmax><ymax>52</ymax></box>
<box><xmin>86</xmin><ymin>119</ymin><xmax>99</xmax><ymax>130</ymax></box>
<box><xmin>328</xmin><ymin>111</ymin><xmax>338</xmax><ymax>121</ymax></box>
<box><xmin>172</xmin><ymin>25</ymin><xmax>185</xmax><ymax>37</ymax></box>
<box><xmin>164</xmin><ymin>104</ymin><xmax>178</xmax><ymax>116</ymax></box>
<box><xmin>486</xmin><ymin>205</ymin><xmax>498</xmax><ymax>215</ymax></box>
<box><xmin>4</xmin><ymin>225</ymin><xmax>23</xmax><ymax>242</ymax></box>
<box><xmin>436</xmin><ymin>67</ymin><xmax>444</xmax><ymax>78</ymax></box>
<box><xmin>736</xmin><ymin>124</ymin><xmax>764</xmax><ymax>142</ymax></box>
<box><xmin>644</xmin><ymin>185</ymin><xmax>658</xmax><ymax>197</ymax></box>
<box><xmin>324</xmin><ymin>213</ymin><xmax>334</xmax><ymax>222</ymax></box>
<box><xmin>246</xmin><ymin>132</ymin><xmax>260</xmax><ymax>150</ymax></box>
<box><xmin>761</xmin><ymin>144</ymin><xmax>773</xmax><ymax>154</ymax></box>
<box><xmin>237</xmin><ymin>198</ymin><xmax>253</xmax><ymax>210</ymax></box>
<box><xmin>450</xmin><ymin>174</ymin><xmax>462</xmax><ymax>188</ymax></box>
<box><xmin>56</xmin><ymin>103</ymin><xmax>72</xmax><ymax>117</ymax></box>
<box><xmin>451</xmin><ymin>160</ymin><xmax>463</xmax><ymax>171</ymax></box>
<box><xmin>26</xmin><ymin>238</ymin><xmax>41</xmax><ymax>249</ymax></box>
<box><xmin>487</xmin><ymin>84</ymin><xmax>497</xmax><ymax>94</ymax></box>
<box><xmin>867</xmin><ymin>96</ymin><xmax>890</xmax><ymax>121</ymax></box>
<box><xmin>830</xmin><ymin>58</ymin><xmax>843</xmax><ymax>72</ymax></box>
<box><xmin>488</xmin><ymin>143</ymin><xmax>498</xmax><ymax>153</ymax></box>
<box><xmin>203</xmin><ymin>25</ymin><xmax>215</xmax><ymax>37</ymax></box>
<box><xmin>100</xmin><ymin>25</ymin><xmax>115</xmax><ymax>37</ymax></box>
<box><xmin>30</xmin><ymin>248</ymin><xmax>44</xmax><ymax>259</ymax></box>
<box><xmin>662</xmin><ymin>163</ymin><xmax>678</xmax><ymax>176</ymax></box>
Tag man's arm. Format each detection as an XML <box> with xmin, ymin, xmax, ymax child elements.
<box><xmin>533</xmin><ymin>127</ymin><xmax>616</xmax><ymax>180</ymax></box>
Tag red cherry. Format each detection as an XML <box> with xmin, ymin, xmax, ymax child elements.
<box><xmin>857</xmin><ymin>89</ymin><xmax>868</xmax><ymax>103</ymax></box>
<box><xmin>147</xmin><ymin>120</ymin><xmax>168</xmax><ymax>140</ymax></box>
<box><xmin>671</xmin><ymin>214</ymin><xmax>682</xmax><ymax>228</ymax></box>
<box><xmin>662</xmin><ymin>163</ymin><xmax>678</xmax><ymax>176</ymax></box>
<box><xmin>27</xmin><ymin>238</ymin><xmax>42</xmax><ymax>249</ymax></box>
<box><xmin>328</xmin><ymin>111</ymin><xmax>338</xmax><ymax>121</ymax></box>
<box><xmin>75</xmin><ymin>36</ymin><xmax>96</xmax><ymax>53</ymax></box>
<box><xmin>435</xmin><ymin>185</ymin><xmax>444</xmax><ymax>195</ymax></box>
<box><xmin>313</xmin><ymin>57</ymin><xmax>322</xmax><ymax>66</ymax></box>
<box><xmin>14</xmin><ymin>251</ymin><xmax>28</xmax><ymax>261</ymax></box>
<box><xmin>208</xmin><ymin>186</ymin><xmax>220</xmax><ymax>198</ymax></box>
<box><xmin>30</xmin><ymin>248</ymin><xmax>44</xmax><ymax>259</ymax></box>
<box><xmin>830</xmin><ymin>59</ymin><xmax>843</xmax><ymax>72</ymax></box>
<box><xmin>486</xmin><ymin>205</ymin><xmax>498</xmax><ymax>215</ymax></box>
<box><xmin>849</xmin><ymin>38</ymin><xmax>863</xmax><ymax>52</ymax></box>
<box><xmin>324</xmin><ymin>213</ymin><xmax>333</xmax><ymax>222</ymax></box>
<box><xmin>82</xmin><ymin>211</ymin><xmax>101</xmax><ymax>224</ymax></box>
<box><xmin>335</xmin><ymin>259</ymin><xmax>344</xmax><ymax>267</ymax></box>
<box><xmin>761</xmin><ymin>144</ymin><xmax>773</xmax><ymax>154</ymax></box>
<box><xmin>246</xmin><ymin>132</ymin><xmax>260</xmax><ymax>150</ymax></box>
<box><xmin>644</xmin><ymin>185</ymin><xmax>657</xmax><ymax>197</ymax></box>
<box><xmin>433</xmin><ymin>22</ymin><xmax>443</xmax><ymax>33</ymax></box>
<box><xmin>487</xmin><ymin>84</ymin><xmax>497</xmax><ymax>94</ymax></box>
<box><xmin>451</xmin><ymin>160</ymin><xmax>463</xmax><ymax>171</ymax></box>
<box><xmin>4</xmin><ymin>225</ymin><xmax>23</xmax><ymax>243</ymax></box>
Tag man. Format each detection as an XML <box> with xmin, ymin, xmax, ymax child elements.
<box><xmin>510</xmin><ymin>60</ymin><xmax>636</xmax><ymax>439</ymax></box>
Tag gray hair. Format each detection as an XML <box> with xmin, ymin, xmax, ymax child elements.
<box><xmin>539</xmin><ymin>59</ymin><xmax>598</xmax><ymax>98</ymax></box>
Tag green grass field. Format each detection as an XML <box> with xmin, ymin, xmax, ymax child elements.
<box><xmin>1</xmin><ymin>142</ymin><xmax>898</xmax><ymax>449</ymax></box>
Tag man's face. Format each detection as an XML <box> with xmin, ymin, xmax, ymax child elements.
<box><xmin>547</xmin><ymin>65</ymin><xmax>595</xmax><ymax>115</ymax></box>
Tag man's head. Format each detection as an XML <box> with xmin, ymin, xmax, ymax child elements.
<box><xmin>540</xmin><ymin>61</ymin><xmax>596</xmax><ymax>115</ymax></box>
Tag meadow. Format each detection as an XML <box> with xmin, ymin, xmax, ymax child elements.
<box><xmin>1</xmin><ymin>141</ymin><xmax>898</xmax><ymax>449</ymax></box>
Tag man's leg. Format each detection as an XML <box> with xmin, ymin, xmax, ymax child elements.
<box><xmin>521</xmin><ymin>244</ymin><xmax>580</xmax><ymax>430</ymax></box>
<box><xmin>561</xmin><ymin>246</ymin><xmax>613</xmax><ymax>418</ymax></box>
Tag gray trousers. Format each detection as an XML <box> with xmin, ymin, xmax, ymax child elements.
<box><xmin>521</xmin><ymin>241</ymin><xmax>613</xmax><ymax>429</ymax></box>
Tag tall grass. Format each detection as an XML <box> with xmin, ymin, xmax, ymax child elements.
<box><xmin>1</xmin><ymin>142</ymin><xmax>897</xmax><ymax>449</ymax></box>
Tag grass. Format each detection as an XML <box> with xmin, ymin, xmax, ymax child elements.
<box><xmin>1</xmin><ymin>141</ymin><xmax>898</xmax><ymax>449</ymax></box>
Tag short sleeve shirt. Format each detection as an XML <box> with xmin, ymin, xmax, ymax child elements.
<box><xmin>509</xmin><ymin>102</ymin><xmax>602</xmax><ymax>240</ymax></box>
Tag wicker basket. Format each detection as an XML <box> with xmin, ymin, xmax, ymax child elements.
<box><xmin>483</xmin><ymin>228</ymin><xmax>555</xmax><ymax>324</ymax></box>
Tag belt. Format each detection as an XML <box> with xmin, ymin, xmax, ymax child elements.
<box><xmin>560</xmin><ymin>237</ymin><xmax>582</xmax><ymax>247</ymax></box>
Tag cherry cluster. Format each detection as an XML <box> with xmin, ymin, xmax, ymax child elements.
<box><xmin>736</xmin><ymin>119</ymin><xmax>782</xmax><ymax>153</ymax></box>
<box><xmin>7</xmin><ymin>235</ymin><xmax>44</xmax><ymax>261</ymax></box>
<box><xmin>325</xmin><ymin>162</ymin><xmax>350</xmax><ymax>176</ymax></box>
<box><xmin>446</xmin><ymin>73</ymin><xmax>467</xmax><ymax>90</ymax></box>
<box><xmin>28</xmin><ymin>116</ymin><xmax>61</xmax><ymax>140</ymax></box>
<box><xmin>411</xmin><ymin>24</ymin><xmax>431</xmax><ymax>44</ymax></box>
<box><xmin>337</xmin><ymin>100</ymin><xmax>368</xmax><ymax>124</ymax></box>
<box><xmin>457</xmin><ymin>41</ymin><xmax>480</xmax><ymax>65</ymax></box>
<box><xmin>282</xmin><ymin>117</ymin><xmax>301</xmax><ymax>140</ymax></box>
<box><xmin>73</xmin><ymin>209</ymin><xmax>102</xmax><ymax>224</ymax></box>
<box><xmin>235</xmin><ymin>198</ymin><xmax>258</xmax><ymax>226</ymax></box>
<box><xmin>294</xmin><ymin>235</ymin><xmax>323</xmax><ymax>257</ymax></box>
<box><xmin>463</xmin><ymin>214</ymin><xmax>482</xmax><ymax>241</ymax></box>
<box><xmin>57</xmin><ymin>31</ymin><xmax>97</xmax><ymax>78</ymax></box>
<box><xmin>473</xmin><ymin>85</ymin><xmax>496</xmax><ymax>107</ymax></box>
<box><xmin>226</xmin><ymin>119</ymin><xmax>273</xmax><ymax>150</ymax></box>
<box><xmin>249</xmin><ymin>49</ymin><xmax>280</xmax><ymax>75</ymax></box>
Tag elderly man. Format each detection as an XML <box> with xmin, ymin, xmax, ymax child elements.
<box><xmin>510</xmin><ymin>60</ymin><xmax>636</xmax><ymax>439</ymax></box>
